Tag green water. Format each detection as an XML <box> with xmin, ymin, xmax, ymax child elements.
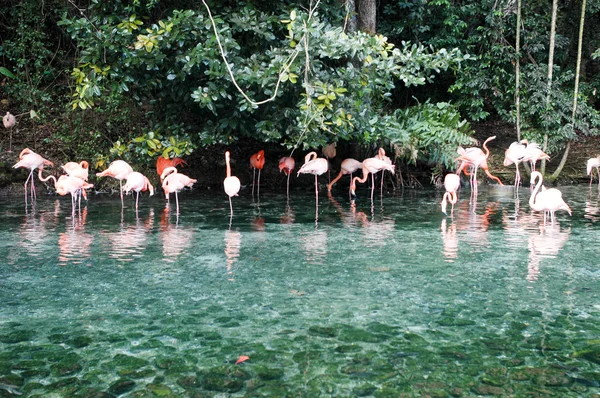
<box><xmin>1</xmin><ymin>185</ymin><xmax>599</xmax><ymax>397</ymax></box>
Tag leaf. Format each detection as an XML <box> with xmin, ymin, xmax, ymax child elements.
<box><xmin>29</xmin><ymin>110</ymin><xmax>38</xmax><ymax>119</ymax></box>
<box><xmin>162</xmin><ymin>148</ymin><xmax>170</xmax><ymax>159</ymax></box>
<box><xmin>0</xmin><ymin>67</ymin><xmax>16</xmax><ymax>79</ymax></box>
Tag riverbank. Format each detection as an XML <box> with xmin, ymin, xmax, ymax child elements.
<box><xmin>0</xmin><ymin>121</ymin><xmax>596</xmax><ymax>197</ymax></box>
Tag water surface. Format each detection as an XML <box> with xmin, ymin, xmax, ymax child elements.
<box><xmin>1</xmin><ymin>184</ymin><xmax>599</xmax><ymax>397</ymax></box>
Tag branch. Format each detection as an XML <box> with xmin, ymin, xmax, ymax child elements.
<box><xmin>200</xmin><ymin>0</ymin><xmax>320</xmax><ymax>106</ymax></box>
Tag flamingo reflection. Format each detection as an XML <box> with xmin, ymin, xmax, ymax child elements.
<box><xmin>527</xmin><ymin>224</ymin><xmax>571</xmax><ymax>282</ymax></box>
<box><xmin>58</xmin><ymin>206</ymin><xmax>93</xmax><ymax>266</ymax></box>
<box><xmin>440</xmin><ymin>218</ymin><xmax>458</xmax><ymax>260</ymax></box>
<box><xmin>300</xmin><ymin>229</ymin><xmax>328</xmax><ymax>265</ymax></box>
<box><xmin>159</xmin><ymin>207</ymin><xmax>194</xmax><ymax>261</ymax></box>
<box><xmin>224</xmin><ymin>228</ymin><xmax>242</xmax><ymax>281</ymax></box>
<box><xmin>107</xmin><ymin>209</ymin><xmax>154</xmax><ymax>262</ymax></box>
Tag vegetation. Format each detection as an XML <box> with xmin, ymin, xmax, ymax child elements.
<box><xmin>1</xmin><ymin>0</ymin><xmax>599</xmax><ymax>180</ymax></box>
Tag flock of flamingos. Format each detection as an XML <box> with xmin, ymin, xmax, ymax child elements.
<box><xmin>10</xmin><ymin>135</ymin><xmax>600</xmax><ymax>223</ymax></box>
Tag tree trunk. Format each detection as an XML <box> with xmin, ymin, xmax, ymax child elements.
<box><xmin>357</xmin><ymin>0</ymin><xmax>376</xmax><ymax>34</ymax></box>
<box><xmin>515</xmin><ymin>0</ymin><xmax>522</xmax><ymax>141</ymax></box>
<box><xmin>541</xmin><ymin>0</ymin><xmax>558</xmax><ymax>174</ymax></box>
<box><xmin>344</xmin><ymin>0</ymin><xmax>357</xmax><ymax>33</ymax></box>
<box><xmin>549</xmin><ymin>0</ymin><xmax>586</xmax><ymax>182</ymax></box>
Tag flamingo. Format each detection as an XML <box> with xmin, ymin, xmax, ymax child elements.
<box><xmin>61</xmin><ymin>161</ymin><xmax>90</xmax><ymax>200</ymax></box>
<box><xmin>278</xmin><ymin>156</ymin><xmax>295</xmax><ymax>197</ymax></box>
<box><xmin>521</xmin><ymin>140</ymin><xmax>550</xmax><ymax>172</ymax></box>
<box><xmin>350</xmin><ymin>156</ymin><xmax>395</xmax><ymax>198</ymax></box>
<box><xmin>3</xmin><ymin>112</ymin><xmax>16</xmax><ymax>152</ymax></box>
<box><xmin>376</xmin><ymin>148</ymin><xmax>393</xmax><ymax>193</ymax></box>
<box><xmin>322</xmin><ymin>143</ymin><xmax>337</xmax><ymax>183</ymax></box>
<box><xmin>586</xmin><ymin>157</ymin><xmax>600</xmax><ymax>186</ymax></box>
<box><xmin>161</xmin><ymin>166</ymin><xmax>197</xmax><ymax>214</ymax></box>
<box><xmin>62</xmin><ymin>161</ymin><xmax>89</xmax><ymax>181</ymax></box>
<box><xmin>250</xmin><ymin>150</ymin><xmax>265</xmax><ymax>197</ymax></box>
<box><xmin>156</xmin><ymin>156</ymin><xmax>187</xmax><ymax>182</ymax></box>
<box><xmin>441</xmin><ymin>173</ymin><xmax>460</xmax><ymax>216</ymax></box>
<box><xmin>297</xmin><ymin>151</ymin><xmax>329</xmax><ymax>201</ymax></box>
<box><xmin>224</xmin><ymin>151</ymin><xmax>241</xmax><ymax>216</ymax></box>
<box><xmin>12</xmin><ymin>148</ymin><xmax>54</xmax><ymax>201</ymax></box>
<box><xmin>96</xmin><ymin>160</ymin><xmax>134</xmax><ymax>201</ymax></box>
<box><xmin>456</xmin><ymin>136</ymin><xmax>504</xmax><ymax>190</ymax></box>
<box><xmin>123</xmin><ymin>172</ymin><xmax>155</xmax><ymax>211</ymax></box>
<box><xmin>529</xmin><ymin>171</ymin><xmax>571</xmax><ymax>224</ymax></box>
<box><xmin>38</xmin><ymin>171</ymin><xmax>93</xmax><ymax>213</ymax></box>
<box><xmin>327</xmin><ymin>158</ymin><xmax>362</xmax><ymax>193</ymax></box>
<box><xmin>503</xmin><ymin>141</ymin><xmax>528</xmax><ymax>186</ymax></box>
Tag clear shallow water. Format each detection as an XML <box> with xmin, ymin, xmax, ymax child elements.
<box><xmin>1</xmin><ymin>184</ymin><xmax>600</xmax><ymax>397</ymax></box>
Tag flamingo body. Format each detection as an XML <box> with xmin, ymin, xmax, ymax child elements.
<box><xmin>521</xmin><ymin>141</ymin><xmax>549</xmax><ymax>171</ymax></box>
<box><xmin>529</xmin><ymin>171</ymin><xmax>571</xmax><ymax>224</ymax></box>
<box><xmin>327</xmin><ymin>158</ymin><xmax>362</xmax><ymax>192</ymax></box>
<box><xmin>161</xmin><ymin>166</ymin><xmax>197</xmax><ymax>214</ymax></box>
<box><xmin>503</xmin><ymin>141</ymin><xmax>527</xmax><ymax>186</ymax></box>
<box><xmin>62</xmin><ymin>161</ymin><xmax>89</xmax><ymax>181</ymax></box>
<box><xmin>456</xmin><ymin>136</ymin><xmax>503</xmax><ymax>189</ymax></box>
<box><xmin>224</xmin><ymin>151</ymin><xmax>241</xmax><ymax>216</ymax></box>
<box><xmin>124</xmin><ymin>172</ymin><xmax>155</xmax><ymax>210</ymax></box>
<box><xmin>350</xmin><ymin>157</ymin><xmax>395</xmax><ymax>196</ymax></box>
<box><xmin>441</xmin><ymin>173</ymin><xmax>460</xmax><ymax>216</ymax></box>
<box><xmin>250</xmin><ymin>150</ymin><xmax>265</xmax><ymax>197</ymax></box>
<box><xmin>157</xmin><ymin>156</ymin><xmax>187</xmax><ymax>182</ymax></box>
<box><xmin>13</xmin><ymin>148</ymin><xmax>54</xmax><ymax>200</ymax></box>
<box><xmin>586</xmin><ymin>157</ymin><xmax>600</xmax><ymax>185</ymax></box>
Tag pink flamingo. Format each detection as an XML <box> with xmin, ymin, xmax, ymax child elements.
<box><xmin>96</xmin><ymin>160</ymin><xmax>134</xmax><ymax>201</ymax></box>
<box><xmin>62</xmin><ymin>161</ymin><xmax>89</xmax><ymax>181</ymax></box>
<box><xmin>224</xmin><ymin>151</ymin><xmax>241</xmax><ymax>216</ymax></box>
<box><xmin>123</xmin><ymin>172</ymin><xmax>155</xmax><ymax>211</ymax></box>
<box><xmin>586</xmin><ymin>157</ymin><xmax>600</xmax><ymax>186</ymax></box>
<box><xmin>350</xmin><ymin>157</ymin><xmax>395</xmax><ymax>198</ymax></box>
<box><xmin>250</xmin><ymin>150</ymin><xmax>265</xmax><ymax>198</ymax></box>
<box><xmin>441</xmin><ymin>173</ymin><xmax>460</xmax><ymax>216</ymax></box>
<box><xmin>297</xmin><ymin>151</ymin><xmax>329</xmax><ymax>201</ymax></box>
<box><xmin>161</xmin><ymin>166</ymin><xmax>197</xmax><ymax>214</ymax></box>
<box><xmin>39</xmin><ymin>172</ymin><xmax>93</xmax><ymax>213</ymax></box>
<box><xmin>322</xmin><ymin>143</ymin><xmax>336</xmax><ymax>183</ymax></box>
<box><xmin>327</xmin><ymin>158</ymin><xmax>362</xmax><ymax>193</ymax></box>
<box><xmin>3</xmin><ymin>112</ymin><xmax>16</xmax><ymax>152</ymax></box>
<box><xmin>503</xmin><ymin>141</ymin><xmax>527</xmax><ymax>186</ymax></box>
<box><xmin>529</xmin><ymin>171</ymin><xmax>571</xmax><ymax>224</ymax></box>
<box><xmin>278</xmin><ymin>156</ymin><xmax>295</xmax><ymax>197</ymax></box>
<box><xmin>521</xmin><ymin>140</ymin><xmax>550</xmax><ymax>172</ymax></box>
<box><xmin>12</xmin><ymin>148</ymin><xmax>54</xmax><ymax>201</ymax></box>
<box><xmin>456</xmin><ymin>136</ymin><xmax>503</xmax><ymax>191</ymax></box>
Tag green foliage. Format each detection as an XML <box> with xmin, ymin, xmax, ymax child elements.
<box><xmin>388</xmin><ymin>102</ymin><xmax>476</xmax><ymax>168</ymax></box>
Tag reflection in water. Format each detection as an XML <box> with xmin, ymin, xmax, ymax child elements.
<box><xmin>584</xmin><ymin>188</ymin><xmax>600</xmax><ymax>223</ymax></box>
<box><xmin>280</xmin><ymin>202</ymin><xmax>295</xmax><ymax>224</ymax></box>
<box><xmin>224</xmin><ymin>229</ymin><xmax>242</xmax><ymax>281</ymax></box>
<box><xmin>58</xmin><ymin>207</ymin><xmax>93</xmax><ymax>266</ymax></box>
<box><xmin>17</xmin><ymin>201</ymin><xmax>59</xmax><ymax>261</ymax></box>
<box><xmin>160</xmin><ymin>208</ymin><xmax>194</xmax><ymax>262</ymax></box>
<box><xmin>107</xmin><ymin>209</ymin><xmax>154</xmax><ymax>262</ymax></box>
<box><xmin>362</xmin><ymin>218</ymin><xmax>395</xmax><ymax>248</ymax></box>
<box><xmin>453</xmin><ymin>200</ymin><xmax>498</xmax><ymax>250</ymax></box>
<box><xmin>527</xmin><ymin>224</ymin><xmax>571</xmax><ymax>282</ymax></box>
<box><xmin>440</xmin><ymin>218</ymin><xmax>458</xmax><ymax>260</ymax></box>
<box><xmin>300</xmin><ymin>229</ymin><xmax>327</xmax><ymax>265</ymax></box>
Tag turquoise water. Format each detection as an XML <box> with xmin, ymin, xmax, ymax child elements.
<box><xmin>1</xmin><ymin>184</ymin><xmax>600</xmax><ymax>397</ymax></box>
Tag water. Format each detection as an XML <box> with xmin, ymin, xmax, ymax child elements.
<box><xmin>1</xmin><ymin>184</ymin><xmax>600</xmax><ymax>397</ymax></box>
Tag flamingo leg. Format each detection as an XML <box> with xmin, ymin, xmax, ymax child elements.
<box><xmin>136</xmin><ymin>191</ymin><xmax>139</xmax><ymax>211</ymax></box>
<box><xmin>252</xmin><ymin>168</ymin><xmax>256</xmax><ymax>197</ymax></box>
<box><xmin>175</xmin><ymin>191</ymin><xmax>180</xmax><ymax>214</ymax></box>
<box><xmin>229</xmin><ymin>196</ymin><xmax>233</xmax><ymax>216</ymax></box>
<box><xmin>119</xmin><ymin>180</ymin><xmax>124</xmax><ymax>203</ymax></box>
<box><xmin>257</xmin><ymin>169</ymin><xmax>261</xmax><ymax>198</ymax></box>
<box><xmin>286</xmin><ymin>173</ymin><xmax>290</xmax><ymax>198</ymax></box>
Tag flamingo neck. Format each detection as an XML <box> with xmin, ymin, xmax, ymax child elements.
<box><xmin>529</xmin><ymin>173</ymin><xmax>544</xmax><ymax>211</ymax></box>
<box><xmin>226</xmin><ymin>155</ymin><xmax>232</xmax><ymax>178</ymax></box>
